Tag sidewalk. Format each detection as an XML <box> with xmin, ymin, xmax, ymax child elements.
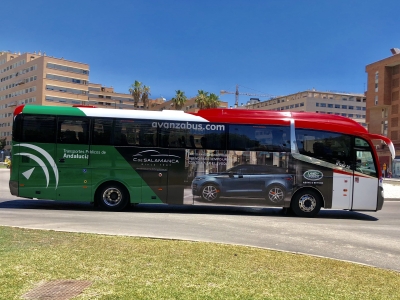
<box><xmin>383</xmin><ymin>179</ymin><xmax>400</xmax><ymax>201</ymax></box>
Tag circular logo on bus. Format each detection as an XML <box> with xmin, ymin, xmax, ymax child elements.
<box><xmin>303</xmin><ymin>170</ymin><xmax>323</xmax><ymax>181</ymax></box>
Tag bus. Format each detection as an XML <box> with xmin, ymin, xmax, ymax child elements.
<box><xmin>9</xmin><ymin>104</ymin><xmax>395</xmax><ymax>217</ymax></box>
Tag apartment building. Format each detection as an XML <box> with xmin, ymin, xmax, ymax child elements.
<box><xmin>244</xmin><ymin>89</ymin><xmax>367</xmax><ymax>127</ymax></box>
<box><xmin>0</xmin><ymin>51</ymin><xmax>90</xmax><ymax>150</ymax></box>
<box><xmin>366</xmin><ymin>48</ymin><xmax>400</xmax><ymax>177</ymax></box>
<box><xmin>87</xmin><ymin>83</ymin><xmax>165</xmax><ymax>109</ymax></box>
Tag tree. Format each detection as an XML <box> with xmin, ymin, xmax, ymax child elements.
<box><xmin>206</xmin><ymin>93</ymin><xmax>221</xmax><ymax>109</ymax></box>
<box><xmin>0</xmin><ymin>137</ymin><xmax>5</xmax><ymax>150</ymax></box>
<box><xmin>141</xmin><ymin>85</ymin><xmax>151</xmax><ymax>109</ymax></box>
<box><xmin>129</xmin><ymin>80</ymin><xmax>143</xmax><ymax>109</ymax></box>
<box><xmin>171</xmin><ymin>90</ymin><xmax>187</xmax><ymax>110</ymax></box>
<box><xmin>195</xmin><ymin>90</ymin><xmax>209</xmax><ymax>110</ymax></box>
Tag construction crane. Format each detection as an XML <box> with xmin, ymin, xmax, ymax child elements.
<box><xmin>220</xmin><ymin>84</ymin><xmax>275</xmax><ymax>108</ymax></box>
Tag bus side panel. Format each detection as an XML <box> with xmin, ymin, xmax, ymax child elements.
<box><xmin>90</xmin><ymin>145</ymin><xmax>144</xmax><ymax>203</ymax></box>
<box><xmin>55</xmin><ymin>143</ymin><xmax>91</xmax><ymax>202</ymax></box>
<box><xmin>294</xmin><ymin>160</ymin><xmax>334</xmax><ymax>208</ymax></box>
<box><xmin>190</xmin><ymin>150</ymin><xmax>294</xmax><ymax>207</ymax></box>
<box><xmin>351</xmin><ymin>174</ymin><xmax>378</xmax><ymax>210</ymax></box>
<box><xmin>331</xmin><ymin>170</ymin><xmax>352</xmax><ymax>209</ymax></box>
<box><xmin>114</xmin><ymin>147</ymin><xmax>175</xmax><ymax>204</ymax></box>
<box><xmin>15</xmin><ymin>143</ymin><xmax>57</xmax><ymax>200</ymax></box>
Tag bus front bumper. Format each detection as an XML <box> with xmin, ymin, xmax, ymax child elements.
<box><xmin>377</xmin><ymin>186</ymin><xmax>384</xmax><ymax>211</ymax></box>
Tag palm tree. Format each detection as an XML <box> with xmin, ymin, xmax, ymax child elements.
<box><xmin>171</xmin><ymin>90</ymin><xmax>187</xmax><ymax>110</ymax></box>
<box><xmin>195</xmin><ymin>90</ymin><xmax>209</xmax><ymax>110</ymax></box>
<box><xmin>141</xmin><ymin>85</ymin><xmax>151</xmax><ymax>109</ymax></box>
<box><xmin>206</xmin><ymin>93</ymin><xmax>221</xmax><ymax>109</ymax></box>
<box><xmin>129</xmin><ymin>80</ymin><xmax>142</xmax><ymax>109</ymax></box>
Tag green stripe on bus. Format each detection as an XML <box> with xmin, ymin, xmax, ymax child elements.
<box><xmin>22</xmin><ymin>105</ymin><xmax>87</xmax><ymax>116</ymax></box>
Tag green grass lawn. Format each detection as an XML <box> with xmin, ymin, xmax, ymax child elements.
<box><xmin>0</xmin><ymin>226</ymin><xmax>399</xmax><ymax>300</ymax></box>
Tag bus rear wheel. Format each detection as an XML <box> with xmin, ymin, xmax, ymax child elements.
<box><xmin>291</xmin><ymin>189</ymin><xmax>321</xmax><ymax>217</ymax></box>
<box><xmin>97</xmin><ymin>183</ymin><xmax>129</xmax><ymax>211</ymax></box>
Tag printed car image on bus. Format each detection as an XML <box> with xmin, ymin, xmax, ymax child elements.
<box><xmin>9</xmin><ymin>105</ymin><xmax>395</xmax><ymax>217</ymax></box>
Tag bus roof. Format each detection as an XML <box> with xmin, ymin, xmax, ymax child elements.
<box><xmin>192</xmin><ymin>109</ymin><xmax>368</xmax><ymax>135</ymax></box>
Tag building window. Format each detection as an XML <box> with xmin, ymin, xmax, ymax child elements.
<box><xmin>393</xmin><ymin>65</ymin><xmax>399</xmax><ymax>75</ymax></box>
<box><xmin>375</xmin><ymin>95</ymin><xmax>378</xmax><ymax>105</ymax></box>
<box><xmin>393</xmin><ymin>91</ymin><xmax>399</xmax><ymax>101</ymax></box>
<box><xmin>342</xmin><ymin>105</ymin><xmax>347</xmax><ymax>109</ymax></box>
<box><xmin>320</xmin><ymin>103</ymin><xmax>326</xmax><ymax>107</ymax></box>
<box><xmin>382</xmin><ymin>108</ymin><xmax>388</xmax><ymax>118</ymax></box>
<box><xmin>392</xmin><ymin>117</ymin><xmax>399</xmax><ymax>127</ymax></box>
<box><xmin>335</xmin><ymin>104</ymin><xmax>340</xmax><ymax>108</ymax></box>
<box><xmin>381</xmin><ymin>120</ymin><xmax>388</xmax><ymax>136</ymax></box>
<box><xmin>327</xmin><ymin>104</ymin><xmax>333</xmax><ymax>108</ymax></box>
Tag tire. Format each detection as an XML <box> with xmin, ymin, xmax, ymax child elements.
<box><xmin>201</xmin><ymin>184</ymin><xmax>220</xmax><ymax>202</ymax></box>
<box><xmin>291</xmin><ymin>189</ymin><xmax>321</xmax><ymax>217</ymax></box>
<box><xmin>97</xmin><ymin>183</ymin><xmax>129</xmax><ymax>211</ymax></box>
<box><xmin>266</xmin><ymin>184</ymin><xmax>286</xmax><ymax>203</ymax></box>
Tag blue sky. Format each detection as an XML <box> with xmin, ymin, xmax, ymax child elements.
<box><xmin>1</xmin><ymin>0</ymin><xmax>399</xmax><ymax>107</ymax></box>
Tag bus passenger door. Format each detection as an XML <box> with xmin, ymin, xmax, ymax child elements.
<box><xmin>55</xmin><ymin>117</ymin><xmax>91</xmax><ymax>201</ymax></box>
<box><xmin>351</xmin><ymin>141</ymin><xmax>379</xmax><ymax>210</ymax></box>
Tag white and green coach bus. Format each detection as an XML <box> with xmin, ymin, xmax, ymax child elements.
<box><xmin>9</xmin><ymin>104</ymin><xmax>395</xmax><ymax>217</ymax></box>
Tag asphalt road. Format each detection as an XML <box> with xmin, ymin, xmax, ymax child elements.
<box><xmin>1</xmin><ymin>169</ymin><xmax>400</xmax><ymax>272</ymax></box>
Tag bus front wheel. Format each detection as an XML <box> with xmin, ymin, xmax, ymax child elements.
<box><xmin>291</xmin><ymin>189</ymin><xmax>321</xmax><ymax>217</ymax></box>
<box><xmin>97</xmin><ymin>183</ymin><xmax>129</xmax><ymax>211</ymax></box>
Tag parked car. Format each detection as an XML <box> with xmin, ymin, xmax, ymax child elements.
<box><xmin>191</xmin><ymin>164</ymin><xmax>294</xmax><ymax>203</ymax></box>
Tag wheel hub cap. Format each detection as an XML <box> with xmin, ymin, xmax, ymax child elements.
<box><xmin>103</xmin><ymin>188</ymin><xmax>122</xmax><ymax>206</ymax></box>
<box><xmin>298</xmin><ymin>194</ymin><xmax>316</xmax><ymax>212</ymax></box>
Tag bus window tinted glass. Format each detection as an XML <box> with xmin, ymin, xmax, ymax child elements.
<box><xmin>22</xmin><ymin>115</ymin><xmax>56</xmax><ymax>143</ymax></box>
<box><xmin>354</xmin><ymin>138</ymin><xmax>377</xmax><ymax>177</ymax></box>
<box><xmin>159</xmin><ymin>122</ymin><xmax>226</xmax><ymax>150</ymax></box>
<box><xmin>295</xmin><ymin>129</ymin><xmax>351</xmax><ymax>166</ymax></box>
<box><xmin>114</xmin><ymin>119</ymin><xmax>156</xmax><ymax>147</ymax></box>
<box><xmin>93</xmin><ymin>118</ymin><xmax>113</xmax><ymax>145</ymax></box>
<box><xmin>228</xmin><ymin>125</ymin><xmax>290</xmax><ymax>152</ymax></box>
<box><xmin>58</xmin><ymin>117</ymin><xmax>89</xmax><ymax>144</ymax></box>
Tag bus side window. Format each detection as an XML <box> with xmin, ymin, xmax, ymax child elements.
<box><xmin>21</xmin><ymin>115</ymin><xmax>56</xmax><ymax>143</ymax></box>
<box><xmin>228</xmin><ymin>124</ymin><xmax>289</xmax><ymax>152</ymax></box>
<box><xmin>58</xmin><ymin>117</ymin><xmax>89</xmax><ymax>145</ymax></box>
<box><xmin>296</xmin><ymin>129</ymin><xmax>352</xmax><ymax>167</ymax></box>
<box><xmin>114</xmin><ymin>119</ymin><xmax>157</xmax><ymax>147</ymax></box>
<box><xmin>353</xmin><ymin>138</ymin><xmax>377</xmax><ymax>177</ymax></box>
<box><xmin>93</xmin><ymin>118</ymin><xmax>113</xmax><ymax>145</ymax></box>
